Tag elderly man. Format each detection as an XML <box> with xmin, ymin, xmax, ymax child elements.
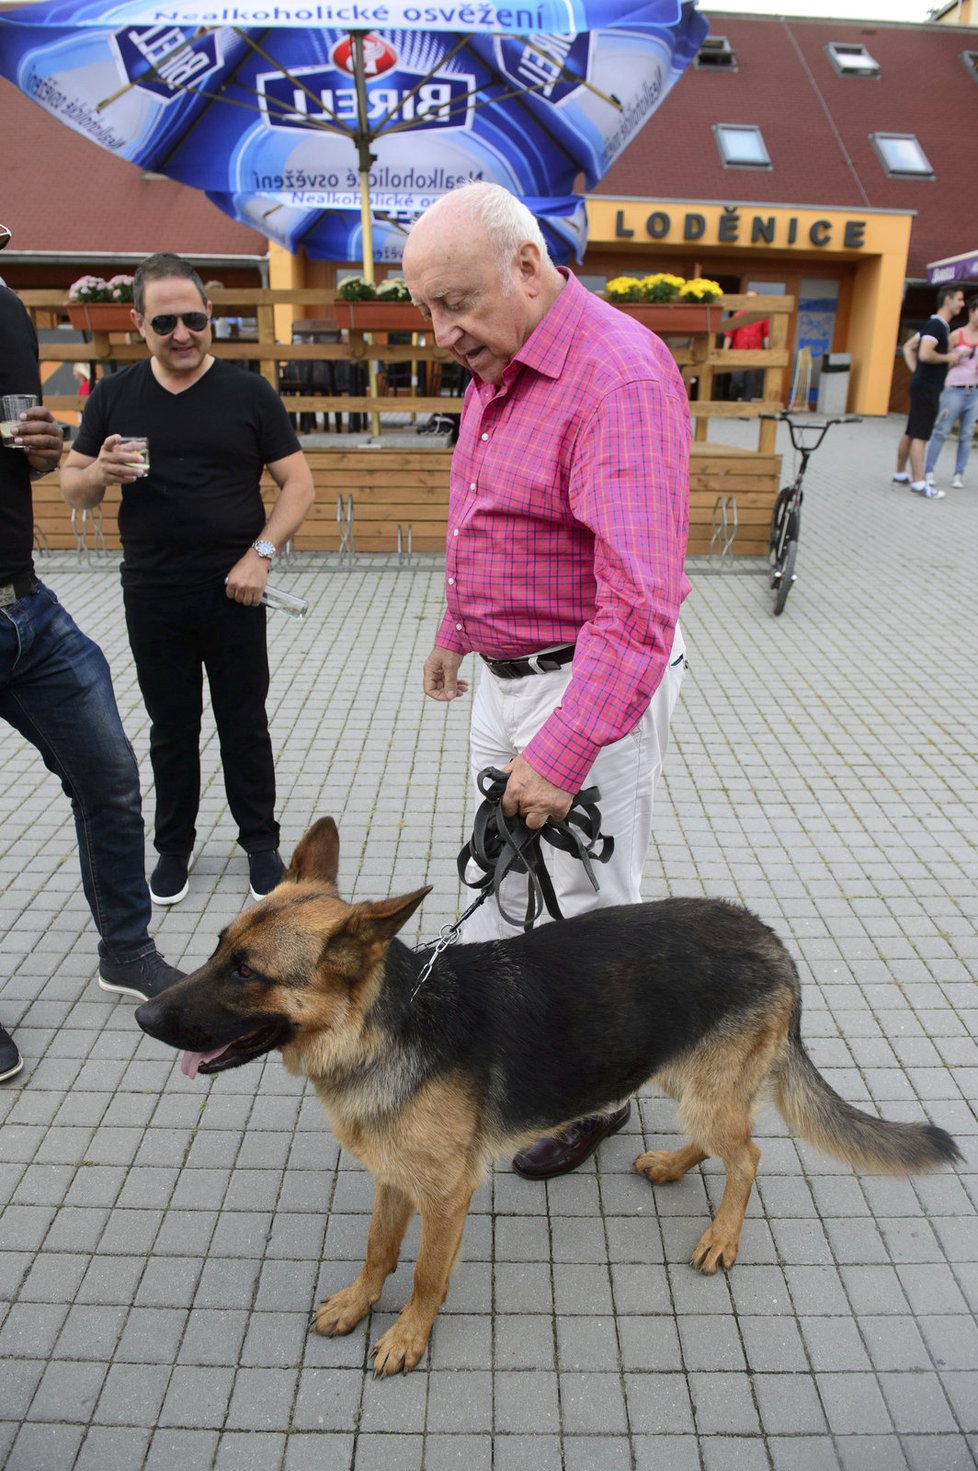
<box><xmin>403</xmin><ymin>184</ymin><xmax>690</xmax><ymax>1179</ymax></box>
<box><xmin>1</xmin><ymin>233</ymin><xmax>182</xmax><ymax>1083</ymax></box>
<box><xmin>63</xmin><ymin>253</ymin><xmax>314</xmax><ymax>907</ymax></box>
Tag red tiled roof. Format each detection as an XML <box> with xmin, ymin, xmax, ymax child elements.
<box><xmin>594</xmin><ymin>14</ymin><xmax>978</xmax><ymax>279</ymax></box>
<box><xmin>0</xmin><ymin>81</ymin><xmax>266</xmax><ymax>265</ymax></box>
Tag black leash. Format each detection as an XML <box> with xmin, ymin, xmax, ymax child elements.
<box><xmin>458</xmin><ymin>767</ymin><xmax>614</xmax><ymax>932</ymax></box>
<box><xmin>410</xmin><ymin>767</ymin><xmax>614</xmax><ymax>1003</ymax></box>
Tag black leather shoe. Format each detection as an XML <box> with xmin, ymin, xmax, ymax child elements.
<box><xmin>511</xmin><ymin>1102</ymin><xmax>632</xmax><ymax>1180</ymax></box>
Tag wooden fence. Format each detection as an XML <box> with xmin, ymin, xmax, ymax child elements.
<box><xmin>24</xmin><ymin>288</ymin><xmax>788</xmax><ymax>557</ymax></box>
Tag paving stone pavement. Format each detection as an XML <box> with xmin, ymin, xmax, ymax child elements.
<box><xmin>1</xmin><ymin>412</ymin><xmax>976</xmax><ymax>1471</ymax></box>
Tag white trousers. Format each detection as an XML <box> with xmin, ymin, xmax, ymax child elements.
<box><xmin>463</xmin><ymin>625</ymin><xmax>686</xmax><ymax>942</ymax></box>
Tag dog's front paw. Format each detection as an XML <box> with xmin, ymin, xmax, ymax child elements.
<box><xmin>634</xmin><ymin>1149</ymin><xmax>686</xmax><ymax>1184</ymax></box>
<box><xmin>690</xmin><ymin>1225</ymin><xmax>739</xmax><ymax>1275</ymax></box>
<box><xmin>311</xmin><ymin>1282</ymin><xmax>373</xmax><ymax>1336</ymax></box>
<box><xmin>371</xmin><ymin>1311</ymin><xmax>432</xmax><ymax>1376</ymax></box>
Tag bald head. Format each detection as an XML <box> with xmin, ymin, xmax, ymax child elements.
<box><xmin>403</xmin><ymin>184</ymin><xmax>565</xmax><ymax>386</ymax></box>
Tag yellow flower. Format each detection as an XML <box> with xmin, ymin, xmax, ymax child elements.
<box><xmin>678</xmin><ymin>277</ymin><xmax>723</xmax><ymax>302</ymax></box>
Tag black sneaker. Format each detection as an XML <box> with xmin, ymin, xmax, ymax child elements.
<box><xmin>0</xmin><ymin>1025</ymin><xmax>23</xmax><ymax>1083</ymax></box>
<box><xmin>150</xmin><ymin>853</ymin><xmax>190</xmax><ymax>905</ymax></box>
<box><xmin>98</xmin><ymin>949</ymin><xmax>185</xmax><ymax>1002</ymax></box>
<box><xmin>248</xmin><ymin>849</ymin><xmax>286</xmax><ymax>901</ymax></box>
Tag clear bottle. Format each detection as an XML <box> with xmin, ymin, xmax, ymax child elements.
<box><xmin>261</xmin><ymin>584</ymin><xmax>308</xmax><ymax>621</ymax></box>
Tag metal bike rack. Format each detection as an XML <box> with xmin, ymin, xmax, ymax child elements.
<box><xmin>708</xmin><ymin>495</ymin><xmax>738</xmax><ymax>565</ymax></box>
<box><xmin>396</xmin><ymin>524</ymin><xmax>413</xmax><ymax>563</ymax></box>
<box><xmin>336</xmin><ymin>494</ymin><xmax>355</xmax><ymax>558</ymax></box>
<box><xmin>70</xmin><ymin>506</ymin><xmax>108</xmax><ymax>562</ymax></box>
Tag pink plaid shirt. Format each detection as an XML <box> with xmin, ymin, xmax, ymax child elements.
<box><xmin>437</xmin><ymin>270</ymin><xmax>691</xmax><ymax>792</ymax></box>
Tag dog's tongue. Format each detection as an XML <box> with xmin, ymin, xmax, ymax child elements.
<box><xmin>181</xmin><ymin>1043</ymin><xmax>233</xmax><ymax>1080</ymax></box>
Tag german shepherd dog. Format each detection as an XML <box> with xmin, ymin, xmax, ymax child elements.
<box><xmin>136</xmin><ymin>817</ymin><xmax>961</xmax><ymax>1375</ymax></box>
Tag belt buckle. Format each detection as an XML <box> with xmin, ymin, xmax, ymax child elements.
<box><xmin>526</xmin><ymin>653</ymin><xmax>548</xmax><ymax>675</ymax></box>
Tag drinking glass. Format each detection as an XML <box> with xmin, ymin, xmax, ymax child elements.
<box><xmin>1</xmin><ymin>394</ymin><xmax>39</xmax><ymax>451</ymax></box>
<box><xmin>123</xmin><ymin>436</ymin><xmax>150</xmax><ymax>474</ymax></box>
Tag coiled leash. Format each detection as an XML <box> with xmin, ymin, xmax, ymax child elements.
<box><xmin>459</xmin><ymin>767</ymin><xmax>615</xmax><ymax>932</ymax></box>
<box><xmin>410</xmin><ymin>767</ymin><xmax>614</xmax><ymax>1003</ymax></box>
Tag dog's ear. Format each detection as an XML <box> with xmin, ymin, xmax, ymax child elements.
<box><xmin>287</xmin><ymin>817</ymin><xmax>340</xmax><ymax>886</ymax></box>
<box><xmin>347</xmin><ymin>886</ymin><xmax>432</xmax><ymax>944</ymax></box>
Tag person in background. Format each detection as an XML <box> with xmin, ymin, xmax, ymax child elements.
<box><xmin>404</xmin><ymin>184</ymin><xmax>689</xmax><ymax>1180</ymax></box>
<box><xmin>62</xmin><ymin>253</ymin><xmax>314</xmax><ymax>907</ymax></box>
<box><xmin>1</xmin><ymin>227</ymin><xmax>184</xmax><ymax>1085</ymax></box>
<box><xmin>892</xmin><ymin>285</ymin><xmax>967</xmax><ymax>498</ymax></box>
<box><xmin>722</xmin><ymin>290</ymin><xmax>770</xmax><ymax>402</ymax></box>
<box><xmin>921</xmin><ymin>292</ymin><xmax>978</xmax><ymax>491</ymax></box>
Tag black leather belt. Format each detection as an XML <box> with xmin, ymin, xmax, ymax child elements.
<box><xmin>0</xmin><ymin>576</ymin><xmax>37</xmax><ymax>609</ymax></box>
<box><xmin>480</xmin><ymin>643</ymin><xmax>576</xmax><ymax>679</ymax></box>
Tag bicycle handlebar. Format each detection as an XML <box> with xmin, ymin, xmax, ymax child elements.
<box><xmin>756</xmin><ymin>409</ymin><xmax>862</xmax><ymax>456</ymax></box>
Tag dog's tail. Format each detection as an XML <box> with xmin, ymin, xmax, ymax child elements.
<box><xmin>773</xmin><ymin>1015</ymin><xmax>962</xmax><ymax>1175</ymax></box>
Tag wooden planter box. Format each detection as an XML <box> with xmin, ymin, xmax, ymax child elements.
<box><xmin>332</xmin><ymin>300</ymin><xmax>424</xmax><ymax>332</ymax></box>
<box><xmin>610</xmin><ymin>301</ymin><xmax>719</xmax><ymax>334</ymax></box>
<box><xmin>67</xmin><ymin>302</ymin><xmax>135</xmax><ymax>331</ymax></box>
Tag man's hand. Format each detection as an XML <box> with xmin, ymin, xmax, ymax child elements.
<box><xmin>423</xmin><ymin>646</ymin><xmax>470</xmax><ymax>701</ymax></box>
<box><xmin>94</xmin><ymin>433</ymin><xmax>149</xmax><ymax>486</ymax></box>
<box><xmin>16</xmin><ymin>406</ymin><xmax>63</xmax><ymax>473</ymax></box>
<box><xmin>501</xmin><ymin>754</ymin><xmax>573</xmax><ymax>830</ymax></box>
<box><xmin>225</xmin><ymin>547</ymin><xmax>269</xmax><ymax>607</ymax></box>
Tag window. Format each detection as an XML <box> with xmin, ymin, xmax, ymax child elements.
<box><xmin>827</xmin><ymin>42</ymin><xmax>880</xmax><ymax>77</ymax></box>
<box><xmin>870</xmin><ymin>133</ymin><xmax>935</xmax><ymax>179</ymax></box>
<box><xmin>696</xmin><ymin>36</ymin><xmax>736</xmax><ymax>70</ymax></box>
<box><xmin>713</xmin><ymin>124</ymin><xmax>771</xmax><ymax>169</ymax></box>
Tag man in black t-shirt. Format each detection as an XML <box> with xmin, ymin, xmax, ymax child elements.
<box><xmin>892</xmin><ymin>285</ymin><xmax>967</xmax><ymax>498</ymax></box>
<box><xmin>63</xmin><ymin>253</ymin><xmax>314</xmax><ymax>908</ymax></box>
<box><xmin>1</xmin><ymin>260</ymin><xmax>183</xmax><ymax>1081</ymax></box>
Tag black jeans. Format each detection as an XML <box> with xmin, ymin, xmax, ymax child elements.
<box><xmin>124</xmin><ymin>581</ymin><xmax>279</xmax><ymax>857</ymax></box>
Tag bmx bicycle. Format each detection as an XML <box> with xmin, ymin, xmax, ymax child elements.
<box><xmin>763</xmin><ymin>410</ymin><xmax>861</xmax><ymax>616</ymax></box>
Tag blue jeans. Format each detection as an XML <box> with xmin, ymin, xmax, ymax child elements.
<box><xmin>0</xmin><ymin>581</ymin><xmax>154</xmax><ymax>962</ymax></box>
<box><xmin>925</xmin><ymin>386</ymin><xmax>978</xmax><ymax>478</ymax></box>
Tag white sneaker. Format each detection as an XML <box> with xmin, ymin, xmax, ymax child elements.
<box><xmin>951</xmin><ymin>474</ymin><xmax>964</xmax><ymax>490</ymax></box>
<box><xmin>925</xmin><ymin>472</ymin><xmax>935</xmax><ymax>487</ymax></box>
<box><xmin>922</xmin><ymin>485</ymin><xmax>946</xmax><ymax>499</ymax></box>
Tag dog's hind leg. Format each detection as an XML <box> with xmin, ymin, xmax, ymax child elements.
<box><xmin>312</xmin><ymin>1180</ymin><xmax>413</xmax><ymax>1339</ymax></box>
<box><xmin>371</xmin><ymin>1178</ymin><xmax>474</xmax><ymax>1377</ymax></box>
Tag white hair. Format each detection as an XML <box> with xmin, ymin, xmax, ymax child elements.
<box><xmin>413</xmin><ymin>183</ymin><xmax>550</xmax><ymax>291</ymax></box>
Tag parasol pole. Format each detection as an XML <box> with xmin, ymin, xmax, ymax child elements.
<box><xmin>350</xmin><ymin>31</ymin><xmax>381</xmax><ymax>436</ymax></box>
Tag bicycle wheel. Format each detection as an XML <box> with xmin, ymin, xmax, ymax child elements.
<box><xmin>768</xmin><ymin>488</ymin><xmax>792</xmax><ymax>585</ymax></box>
<box><xmin>772</xmin><ymin>536</ymin><xmax>797</xmax><ymax>616</ymax></box>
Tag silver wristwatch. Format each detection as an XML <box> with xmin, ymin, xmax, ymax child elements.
<box><xmin>252</xmin><ymin>538</ymin><xmax>276</xmax><ymax>561</ymax></box>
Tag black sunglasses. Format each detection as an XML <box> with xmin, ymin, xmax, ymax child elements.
<box><xmin>147</xmin><ymin>311</ymin><xmax>210</xmax><ymax>335</ymax></box>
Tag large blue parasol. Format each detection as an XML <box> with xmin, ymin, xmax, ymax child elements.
<box><xmin>0</xmin><ymin>0</ymin><xmax>707</xmax><ymax>268</ymax></box>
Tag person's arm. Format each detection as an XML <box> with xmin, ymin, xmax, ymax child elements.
<box><xmin>515</xmin><ymin>376</ymin><xmax>689</xmax><ymax>814</ymax></box>
<box><xmin>918</xmin><ymin>333</ymin><xmax>967</xmax><ymax>366</ymax></box>
<box><xmin>61</xmin><ymin>436</ymin><xmax>147</xmax><ymax>508</ymax></box>
<box><xmin>901</xmin><ymin>333</ymin><xmax>920</xmax><ymax>373</ymax></box>
<box><xmin>224</xmin><ymin>449</ymin><xmax>315</xmax><ymax>605</ymax></box>
<box><xmin>0</xmin><ymin>289</ymin><xmax>63</xmax><ymax>475</ymax></box>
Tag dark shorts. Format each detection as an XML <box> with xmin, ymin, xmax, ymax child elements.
<box><xmin>906</xmin><ymin>383</ymin><xmax>942</xmax><ymax>441</ymax></box>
